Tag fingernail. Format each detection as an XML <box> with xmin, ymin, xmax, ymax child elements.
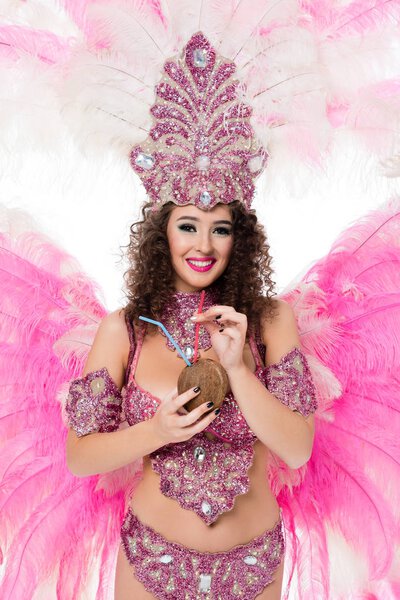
<box><xmin>219</xmin><ymin>328</ymin><xmax>224</xmax><ymax>333</ymax></box>
<box><xmin>193</xmin><ymin>386</ymin><xmax>200</xmax><ymax>393</ymax></box>
<box><xmin>215</xmin><ymin>315</ymin><xmax>222</xmax><ymax>319</ymax></box>
<box><xmin>207</xmin><ymin>401</ymin><xmax>214</xmax><ymax>408</ymax></box>
<box><xmin>190</xmin><ymin>315</ymin><xmax>198</xmax><ymax>321</ymax></box>
<box><xmin>214</xmin><ymin>408</ymin><xmax>220</xmax><ymax>415</ymax></box>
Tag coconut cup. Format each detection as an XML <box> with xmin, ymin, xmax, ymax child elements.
<box><xmin>177</xmin><ymin>358</ymin><xmax>229</xmax><ymax>413</ymax></box>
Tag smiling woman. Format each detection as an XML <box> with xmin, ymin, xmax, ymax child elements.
<box><xmin>1</xmin><ymin>8</ymin><xmax>399</xmax><ymax>600</ymax></box>
<box><xmin>167</xmin><ymin>205</ymin><xmax>233</xmax><ymax>292</ymax></box>
<box><xmin>166</xmin><ymin>205</ymin><xmax>234</xmax><ymax>289</ymax></box>
<box><xmin>123</xmin><ymin>200</ymin><xmax>277</xmax><ymax>335</ymax></box>
<box><xmin>82</xmin><ymin>188</ymin><xmax>318</xmax><ymax>600</ymax></box>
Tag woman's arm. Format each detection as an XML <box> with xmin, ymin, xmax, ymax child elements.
<box><xmin>228</xmin><ymin>299</ymin><xmax>315</xmax><ymax>469</ymax></box>
<box><xmin>191</xmin><ymin>300</ymin><xmax>315</xmax><ymax>469</ymax></box>
<box><xmin>65</xmin><ymin>309</ymin><xmax>163</xmax><ymax>477</ymax></box>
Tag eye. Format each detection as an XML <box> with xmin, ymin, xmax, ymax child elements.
<box><xmin>213</xmin><ymin>226</ymin><xmax>232</xmax><ymax>236</ymax></box>
<box><xmin>178</xmin><ymin>223</ymin><xmax>196</xmax><ymax>232</ymax></box>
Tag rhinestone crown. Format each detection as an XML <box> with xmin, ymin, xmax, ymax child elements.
<box><xmin>130</xmin><ymin>32</ymin><xmax>267</xmax><ymax>211</ymax></box>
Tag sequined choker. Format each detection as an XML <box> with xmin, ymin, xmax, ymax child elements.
<box><xmin>159</xmin><ymin>288</ymin><xmax>219</xmax><ymax>361</ymax></box>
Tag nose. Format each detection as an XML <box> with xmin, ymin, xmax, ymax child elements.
<box><xmin>195</xmin><ymin>230</ymin><xmax>213</xmax><ymax>255</ymax></box>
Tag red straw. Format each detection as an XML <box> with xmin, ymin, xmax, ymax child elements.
<box><xmin>192</xmin><ymin>290</ymin><xmax>205</xmax><ymax>364</ymax></box>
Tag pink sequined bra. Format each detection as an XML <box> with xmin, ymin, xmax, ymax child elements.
<box><xmin>122</xmin><ymin>320</ymin><xmax>262</xmax><ymax>444</ymax></box>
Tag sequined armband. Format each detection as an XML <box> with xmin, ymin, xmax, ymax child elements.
<box><xmin>65</xmin><ymin>367</ymin><xmax>123</xmax><ymax>437</ymax></box>
<box><xmin>262</xmin><ymin>348</ymin><xmax>318</xmax><ymax>417</ymax></box>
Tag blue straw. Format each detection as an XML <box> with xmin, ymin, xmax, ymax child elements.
<box><xmin>139</xmin><ymin>316</ymin><xmax>192</xmax><ymax>367</ymax></box>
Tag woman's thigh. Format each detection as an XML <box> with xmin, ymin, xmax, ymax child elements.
<box><xmin>114</xmin><ymin>544</ymin><xmax>156</xmax><ymax>600</ymax></box>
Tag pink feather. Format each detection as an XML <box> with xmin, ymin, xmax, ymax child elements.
<box><xmin>0</xmin><ymin>207</ymin><xmax>142</xmax><ymax>598</ymax></box>
<box><xmin>0</xmin><ymin>24</ymin><xmax>72</xmax><ymax>64</ymax></box>
<box><xmin>278</xmin><ymin>196</ymin><xmax>400</xmax><ymax>598</ymax></box>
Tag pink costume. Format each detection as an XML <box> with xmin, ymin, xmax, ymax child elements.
<box><xmin>65</xmin><ymin>288</ymin><xmax>317</xmax><ymax>598</ymax></box>
<box><xmin>1</xmin><ymin>3</ymin><xmax>400</xmax><ymax>600</ymax></box>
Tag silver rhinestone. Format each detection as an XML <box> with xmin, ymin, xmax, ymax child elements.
<box><xmin>201</xmin><ymin>501</ymin><xmax>212</xmax><ymax>516</ymax></box>
<box><xmin>247</xmin><ymin>155</ymin><xmax>263</xmax><ymax>173</ymax></box>
<box><xmin>198</xmin><ymin>573</ymin><xmax>212</xmax><ymax>592</ymax></box>
<box><xmin>193</xmin><ymin>49</ymin><xmax>208</xmax><ymax>68</ymax></box>
<box><xmin>194</xmin><ymin>446</ymin><xmax>206</xmax><ymax>463</ymax></box>
<box><xmin>200</xmin><ymin>191</ymin><xmax>211</xmax><ymax>206</ymax></box>
<box><xmin>184</xmin><ymin>345</ymin><xmax>194</xmax><ymax>359</ymax></box>
<box><xmin>195</xmin><ymin>155</ymin><xmax>210</xmax><ymax>171</ymax></box>
<box><xmin>243</xmin><ymin>555</ymin><xmax>257</xmax><ymax>565</ymax></box>
<box><xmin>135</xmin><ymin>152</ymin><xmax>155</xmax><ymax>170</ymax></box>
<box><xmin>159</xmin><ymin>554</ymin><xmax>173</xmax><ymax>564</ymax></box>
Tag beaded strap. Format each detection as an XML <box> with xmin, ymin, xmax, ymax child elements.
<box><xmin>261</xmin><ymin>347</ymin><xmax>318</xmax><ymax>417</ymax></box>
<box><xmin>65</xmin><ymin>367</ymin><xmax>123</xmax><ymax>437</ymax></box>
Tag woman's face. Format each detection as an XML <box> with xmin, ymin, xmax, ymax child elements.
<box><xmin>166</xmin><ymin>204</ymin><xmax>234</xmax><ymax>292</ymax></box>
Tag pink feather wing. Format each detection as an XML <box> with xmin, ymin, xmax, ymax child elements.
<box><xmin>277</xmin><ymin>197</ymin><xmax>400</xmax><ymax>599</ymax></box>
<box><xmin>0</xmin><ymin>206</ymin><xmax>140</xmax><ymax>599</ymax></box>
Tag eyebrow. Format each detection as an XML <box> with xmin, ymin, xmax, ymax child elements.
<box><xmin>176</xmin><ymin>216</ymin><xmax>232</xmax><ymax>225</ymax></box>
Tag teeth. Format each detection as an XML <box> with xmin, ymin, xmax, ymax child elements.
<box><xmin>188</xmin><ymin>259</ymin><xmax>214</xmax><ymax>267</ymax></box>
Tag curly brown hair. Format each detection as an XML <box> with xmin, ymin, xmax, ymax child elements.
<box><xmin>122</xmin><ymin>201</ymin><xmax>278</xmax><ymax>335</ymax></box>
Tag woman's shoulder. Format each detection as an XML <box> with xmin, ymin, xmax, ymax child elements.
<box><xmin>83</xmin><ymin>308</ymin><xmax>131</xmax><ymax>380</ymax></box>
<box><xmin>259</xmin><ymin>298</ymin><xmax>300</xmax><ymax>361</ymax></box>
<box><xmin>100</xmin><ymin>307</ymin><xmax>129</xmax><ymax>331</ymax></box>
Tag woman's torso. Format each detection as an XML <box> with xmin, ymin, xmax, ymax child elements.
<box><xmin>122</xmin><ymin>315</ymin><xmax>280</xmax><ymax>552</ymax></box>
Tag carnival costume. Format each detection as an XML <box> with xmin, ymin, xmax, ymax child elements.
<box><xmin>1</xmin><ymin>2</ymin><xmax>400</xmax><ymax>599</ymax></box>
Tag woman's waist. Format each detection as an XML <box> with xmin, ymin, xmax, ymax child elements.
<box><xmin>127</xmin><ymin>453</ymin><xmax>280</xmax><ymax>552</ymax></box>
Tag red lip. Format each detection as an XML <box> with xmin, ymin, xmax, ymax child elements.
<box><xmin>185</xmin><ymin>258</ymin><xmax>216</xmax><ymax>272</ymax></box>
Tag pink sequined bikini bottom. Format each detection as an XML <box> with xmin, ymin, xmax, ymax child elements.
<box><xmin>120</xmin><ymin>507</ymin><xmax>285</xmax><ymax>599</ymax></box>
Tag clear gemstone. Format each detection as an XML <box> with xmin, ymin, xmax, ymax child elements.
<box><xmin>201</xmin><ymin>501</ymin><xmax>212</xmax><ymax>515</ymax></box>
<box><xmin>184</xmin><ymin>345</ymin><xmax>194</xmax><ymax>359</ymax></box>
<box><xmin>198</xmin><ymin>573</ymin><xmax>212</xmax><ymax>592</ymax></box>
<box><xmin>135</xmin><ymin>152</ymin><xmax>155</xmax><ymax>170</ymax></box>
<box><xmin>195</xmin><ymin>155</ymin><xmax>210</xmax><ymax>170</ymax></box>
<box><xmin>193</xmin><ymin>49</ymin><xmax>208</xmax><ymax>68</ymax></box>
<box><xmin>159</xmin><ymin>554</ymin><xmax>173</xmax><ymax>564</ymax></box>
<box><xmin>194</xmin><ymin>446</ymin><xmax>206</xmax><ymax>462</ymax></box>
<box><xmin>199</xmin><ymin>191</ymin><xmax>211</xmax><ymax>206</ymax></box>
<box><xmin>243</xmin><ymin>555</ymin><xmax>257</xmax><ymax>565</ymax></box>
<box><xmin>91</xmin><ymin>377</ymin><xmax>105</xmax><ymax>395</ymax></box>
<box><xmin>247</xmin><ymin>155</ymin><xmax>263</xmax><ymax>173</ymax></box>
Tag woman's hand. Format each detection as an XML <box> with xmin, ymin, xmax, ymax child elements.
<box><xmin>150</xmin><ymin>386</ymin><xmax>220</xmax><ymax>445</ymax></box>
<box><xmin>191</xmin><ymin>305</ymin><xmax>247</xmax><ymax>373</ymax></box>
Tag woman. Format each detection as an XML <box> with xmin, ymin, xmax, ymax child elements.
<box><xmin>66</xmin><ymin>199</ymin><xmax>317</xmax><ymax>599</ymax></box>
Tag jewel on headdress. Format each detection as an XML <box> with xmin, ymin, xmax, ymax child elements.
<box><xmin>193</xmin><ymin>48</ymin><xmax>208</xmax><ymax>69</ymax></box>
<box><xmin>195</xmin><ymin>155</ymin><xmax>210</xmax><ymax>171</ymax></box>
<box><xmin>200</xmin><ymin>191</ymin><xmax>211</xmax><ymax>206</ymax></box>
<box><xmin>135</xmin><ymin>152</ymin><xmax>155</xmax><ymax>170</ymax></box>
<box><xmin>247</xmin><ymin>155</ymin><xmax>264</xmax><ymax>174</ymax></box>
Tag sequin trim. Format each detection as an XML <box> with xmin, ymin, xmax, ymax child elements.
<box><xmin>65</xmin><ymin>367</ymin><xmax>122</xmax><ymax>437</ymax></box>
<box><xmin>261</xmin><ymin>347</ymin><xmax>318</xmax><ymax>417</ymax></box>
<box><xmin>150</xmin><ymin>433</ymin><xmax>255</xmax><ymax>525</ymax></box>
<box><xmin>120</xmin><ymin>507</ymin><xmax>285</xmax><ymax>599</ymax></box>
